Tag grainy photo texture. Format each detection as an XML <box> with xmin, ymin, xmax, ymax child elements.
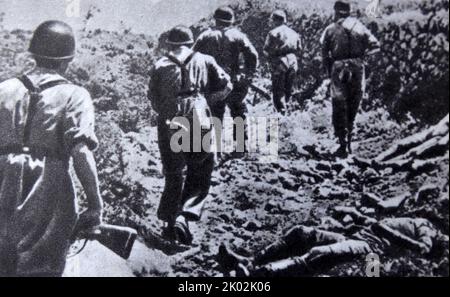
<box><xmin>0</xmin><ymin>0</ymin><xmax>448</xmax><ymax>278</ymax></box>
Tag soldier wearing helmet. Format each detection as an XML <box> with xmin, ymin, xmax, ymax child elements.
<box><xmin>148</xmin><ymin>26</ymin><xmax>232</xmax><ymax>245</ymax></box>
<box><xmin>194</xmin><ymin>6</ymin><xmax>259</xmax><ymax>155</ymax></box>
<box><xmin>264</xmin><ymin>9</ymin><xmax>303</xmax><ymax>114</ymax></box>
<box><xmin>321</xmin><ymin>1</ymin><xmax>381</xmax><ymax>158</ymax></box>
<box><xmin>0</xmin><ymin>21</ymin><xmax>103</xmax><ymax>276</ymax></box>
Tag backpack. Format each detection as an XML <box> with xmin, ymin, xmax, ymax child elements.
<box><xmin>165</xmin><ymin>52</ymin><xmax>215</xmax><ymax>157</ymax></box>
<box><xmin>335</xmin><ymin>19</ymin><xmax>368</xmax><ymax>60</ymax></box>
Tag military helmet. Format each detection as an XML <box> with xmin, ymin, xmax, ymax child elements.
<box><xmin>272</xmin><ymin>10</ymin><xmax>287</xmax><ymax>23</ymax></box>
<box><xmin>214</xmin><ymin>6</ymin><xmax>235</xmax><ymax>24</ymax></box>
<box><xmin>29</xmin><ymin>20</ymin><xmax>76</xmax><ymax>60</ymax></box>
<box><xmin>167</xmin><ymin>26</ymin><xmax>194</xmax><ymax>45</ymax></box>
<box><xmin>334</xmin><ymin>0</ymin><xmax>351</xmax><ymax>13</ymax></box>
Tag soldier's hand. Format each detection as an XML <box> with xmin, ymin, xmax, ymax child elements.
<box><xmin>75</xmin><ymin>208</ymin><xmax>103</xmax><ymax>236</ymax></box>
<box><xmin>177</xmin><ymin>97</ymin><xmax>195</xmax><ymax>116</ymax></box>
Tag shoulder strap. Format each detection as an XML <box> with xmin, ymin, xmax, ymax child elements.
<box><xmin>337</xmin><ymin>19</ymin><xmax>358</xmax><ymax>59</ymax></box>
<box><xmin>166</xmin><ymin>52</ymin><xmax>197</xmax><ymax>93</ymax></box>
<box><xmin>18</xmin><ymin>75</ymin><xmax>70</xmax><ymax>145</ymax></box>
<box><xmin>166</xmin><ymin>51</ymin><xmax>196</xmax><ymax>68</ymax></box>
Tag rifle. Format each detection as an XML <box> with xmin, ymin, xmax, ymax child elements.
<box><xmin>73</xmin><ymin>224</ymin><xmax>138</xmax><ymax>260</ymax></box>
<box><xmin>249</xmin><ymin>83</ymin><xmax>272</xmax><ymax>101</ymax></box>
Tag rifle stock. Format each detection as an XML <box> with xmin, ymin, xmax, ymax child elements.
<box><xmin>249</xmin><ymin>83</ymin><xmax>272</xmax><ymax>101</ymax></box>
<box><xmin>80</xmin><ymin>224</ymin><xmax>138</xmax><ymax>260</ymax></box>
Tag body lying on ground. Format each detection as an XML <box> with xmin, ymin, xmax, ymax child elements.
<box><xmin>217</xmin><ymin>216</ymin><xmax>448</xmax><ymax>277</ymax></box>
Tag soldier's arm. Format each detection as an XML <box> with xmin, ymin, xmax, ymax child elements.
<box><xmin>207</xmin><ymin>57</ymin><xmax>233</xmax><ymax>104</ymax></box>
<box><xmin>239</xmin><ymin>34</ymin><xmax>259</xmax><ymax>76</ymax></box>
<box><xmin>193</xmin><ymin>32</ymin><xmax>207</xmax><ymax>53</ymax></box>
<box><xmin>66</xmin><ymin>89</ymin><xmax>103</xmax><ymax>229</ymax></box>
<box><xmin>263</xmin><ymin>32</ymin><xmax>275</xmax><ymax>58</ymax></box>
<box><xmin>320</xmin><ymin>28</ymin><xmax>333</xmax><ymax>77</ymax></box>
<box><xmin>296</xmin><ymin>33</ymin><xmax>303</xmax><ymax>68</ymax></box>
<box><xmin>297</xmin><ymin>33</ymin><xmax>303</xmax><ymax>55</ymax></box>
<box><xmin>372</xmin><ymin>223</ymin><xmax>431</xmax><ymax>254</ymax></box>
<box><xmin>72</xmin><ymin>143</ymin><xmax>103</xmax><ymax>226</ymax></box>
<box><xmin>147</xmin><ymin>67</ymin><xmax>162</xmax><ymax>114</ymax></box>
<box><xmin>364</xmin><ymin>26</ymin><xmax>381</xmax><ymax>55</ymax></box>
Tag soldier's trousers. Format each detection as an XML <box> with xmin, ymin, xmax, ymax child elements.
<box><xmin>254</xmin><ymin>226</ymin><xmax>371</xmax><ymax>276</ymax></box>
<box><xmin>330</xmin><ymin>59</ymin><xmax>365</xmax><ymax>142</ymax></box>
<box><xmin>156</xmin><ymin>119</ymin><xmax>215</xmax><ymax>223</ymax></box>
<box><xmin>270</xmin><ymin>55</ymin><xmax>298</xmax><ymax>114</ymax></box>
<box><xmin>208</xmin><ymin>80</ymin><xmax>248</xmax><ymax>151</ymax></box>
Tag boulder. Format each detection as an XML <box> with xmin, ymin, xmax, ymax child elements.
<box><xmin>416</xmin><ymin>185</ymin><xmax>441</xmax><ymax>204</ymax></box>
<box><xmin>361</xmin><ymin>193</ymin><xmax>383</xmax><ymax>208</ymax></box>
<box><xmin>378</xmin><ymin>193</ymin><xmax>411</xmax><ymax>214</ymax></box>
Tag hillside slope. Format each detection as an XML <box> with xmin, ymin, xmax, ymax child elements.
<box><xmin>0</xmin><ymin>0</ymin><xmax>448</xmax><ymax>277</ymax></box>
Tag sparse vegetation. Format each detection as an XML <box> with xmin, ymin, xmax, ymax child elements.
<box><xmin>0</xmin><ymin>0</ymin><xmax>447</xmax><ymax>277</ymax></box>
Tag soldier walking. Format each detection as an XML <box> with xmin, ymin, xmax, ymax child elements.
<box><xmin>264</xmin><ymin>10</ymin><xmax>302</xmax><ymax>115</ymax></box>
<box><xmin>321</xmin><ymin>1</ymin><xmax>380</xmax><ymax>158</ymax></box>
<box><xmin>148</xmin><ymin>26</ymin><xmax>232</xmax><ymax>245</ymax></box>
<box><xmin>0</xmin><ymin>21</ymin><xmax>103</xmax><ymax>276</ymax></box>
<box><xmin>194</xmin><ymin>6</ymin><xmax>259</xmax><ymax>154</ymax></box>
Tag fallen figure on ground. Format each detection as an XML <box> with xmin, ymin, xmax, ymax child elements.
<box><xmin>217</xmin><ymin>216</ymin><xmax>448</xmax><ymax>277</ymax></box>
<box><xmin>354</xmin><ymin>114</ymin><xmax>449</xmax><ymax>175</ymax></box>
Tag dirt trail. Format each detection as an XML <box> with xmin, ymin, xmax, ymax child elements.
<box><xmin>162</xmin><ymin>82</ymin><xmax>436</xmax><ymax>277</ymax></box>
<box><xmin>63</xmin><ymin>76</ymin><xmax>448</xmax><ymax>277</ymax></box>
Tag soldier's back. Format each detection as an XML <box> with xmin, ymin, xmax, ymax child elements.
<box><xmin>194</xmin><ymin>27</ymin><xmax>245</xmax><ymax>73</ymax></box>
<box><xmin>151</xmin><ymin>51</ymin><xmax>227</xmax><ymax>105</ymax></box>
<box><xmin>268</xmin><ymin>24</ymin><xmax>300</xmax><ymax>50</ymax></box>
<box><xmin>321</xmin><ymin>17</ymin><xmax>373</xmax><ymax>60</ymax></box>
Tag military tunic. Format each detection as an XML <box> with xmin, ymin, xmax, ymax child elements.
<box><xmin>264</xmin><ymin>24</ymin><xmax>302</xmax><ymax>113</ymax></box>
<box><xmin>321</xmin><ymin>17</ymin><xmax>380</xmax><ymax>142</ymax></box>
<box><xmin>194</xmin><ymin>27</ymin><xmax>259</xmax><ymax>122</ymax></box>
<box><xmin>0</xmin><ymin>69</ymin><xmax>98</xmax><ymax>276</ymax></box>
<box><xmin>253</xmin><ymin>218</ymin><xmax>439</xmax><ymax>276</ymax></box>
<box><xmin>148</xmin><ymin>50</ymin><xmax>230</xmax><ymax>223</ymax></box>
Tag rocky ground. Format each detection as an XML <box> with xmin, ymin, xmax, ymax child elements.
<box><xmin>64</xmin><ymin>80</ymin><xmax>448</xmax><ymax>277</ymax></box>
<box><xmin>0</xmin><ymin>0</ymin><xmax>448</xmax><ymax>277</ymax></box>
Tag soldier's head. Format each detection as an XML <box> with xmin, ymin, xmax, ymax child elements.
<box><xmin>29</xmin><ymin>20</ymin><xmax>75</xmax><ymax>73</ymax></box>
<box><xmin>271</xmin><ymin>10</ymin><xmax>287</xmax><ymax>27</ymax></box>
<box><xmin>334</xmin><ymin>0</ymin><xmax>351</xmax><ymax>20</ymax></box>
<box><xmin>166</xmin><ymin>25</ymin><xmax>194</xmax><ymax>51</ymax></box>
<box><xmin>214</xmin><ymin>6</ymin><xmax>235</xmax><ymax>27</ymax></box>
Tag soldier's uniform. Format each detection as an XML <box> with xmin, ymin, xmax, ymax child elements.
<box><xmin>194</xmin><ymin>7</ymin><xmax>258</xmax><ymax>152</ymax></box>
<box><xmin>148</xmin><ymin>35</ymin><xmax>231</xmax><ymax>236</ymax></box>
<box><xmin>321</xmin><ymin>13</ymin><xmax>380</xmax><ymax>155</ymax></box>
<box><xmin>194</xmin><ymin>28</ymin><xmax>258</xmax><ymax>121</ymax></box>
<box><xmin>219</xmin><ymin>218</ymin><xmax>443</xmax><ymax>277</ymax></box>
<box><xmin>0</xmin><ymin>21</ymin><xmax>101</xmax><ymax>277</ymax></box>
<box><xmin>264</xmin><ymin>13</ymin><xmax>302</xmax><ymax>114</ymax></box>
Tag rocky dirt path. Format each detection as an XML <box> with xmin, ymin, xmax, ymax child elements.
<box><xmin>166</xmin><ymin>82</ymin><xmax>426</xmax><ymax>277</ymax></box>
<box><xmin>65</xmin><ymin>82</ymin><xmax>448</xmax><ymax>277</ymax></box>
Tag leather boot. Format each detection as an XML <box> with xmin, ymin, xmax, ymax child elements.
<box><xmin>347</xmin><ymin>133</ymin><xmax>353</xmax><ymax>155</ymax></box>
<box><xmin>335</xmin><ymin>139</ymin><xmax>348</xmax><ymax>159</ymax></box>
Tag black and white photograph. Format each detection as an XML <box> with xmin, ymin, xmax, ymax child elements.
<box><xmin>0</xmin><ymin>0</ymin><xmax>448</xmax><ymax>282</ymax></box>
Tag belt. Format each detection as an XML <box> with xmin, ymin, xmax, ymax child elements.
<box><xmin>0</xmin><ymin>145</ymin><xmax>66</xmax><ymax>160</ymax></box>
<box><xmin>333</xmin><ymin>56</ymin><xmax>363</xmax><ymax>62</ymax></box>
<box><xmin>177</xmin><ymin>90</ymin><xmax>200</xmax><ymax>98</ymax></box>
<box><xmin>270</xmin><ymin>50</ymin><xmax>296</xmax><ymax>59</ymax></box>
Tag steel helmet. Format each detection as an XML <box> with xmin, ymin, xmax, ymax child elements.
<box><xmin>334</xmin><ymin>1</ymin><xmax>351</xmax><ymax>14</ymax></box>
<box><xmin>167</xmin><ymin>26</ymin><xmax>194</xmax><ymax>46</ymax></box>
<box><xmin>29</xmin><ymin>20</ymin><xmax>76</xmax><ymax>60</ymax></box>
<box><xmin>272</xmin><ymin>10</ymin><xmax>287</xmax><ymax>23</ymax></box>
<box><xmin>214</xmin><ymin>6</ymin><xmax>235</xmax><ymax>24</ymax></box>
